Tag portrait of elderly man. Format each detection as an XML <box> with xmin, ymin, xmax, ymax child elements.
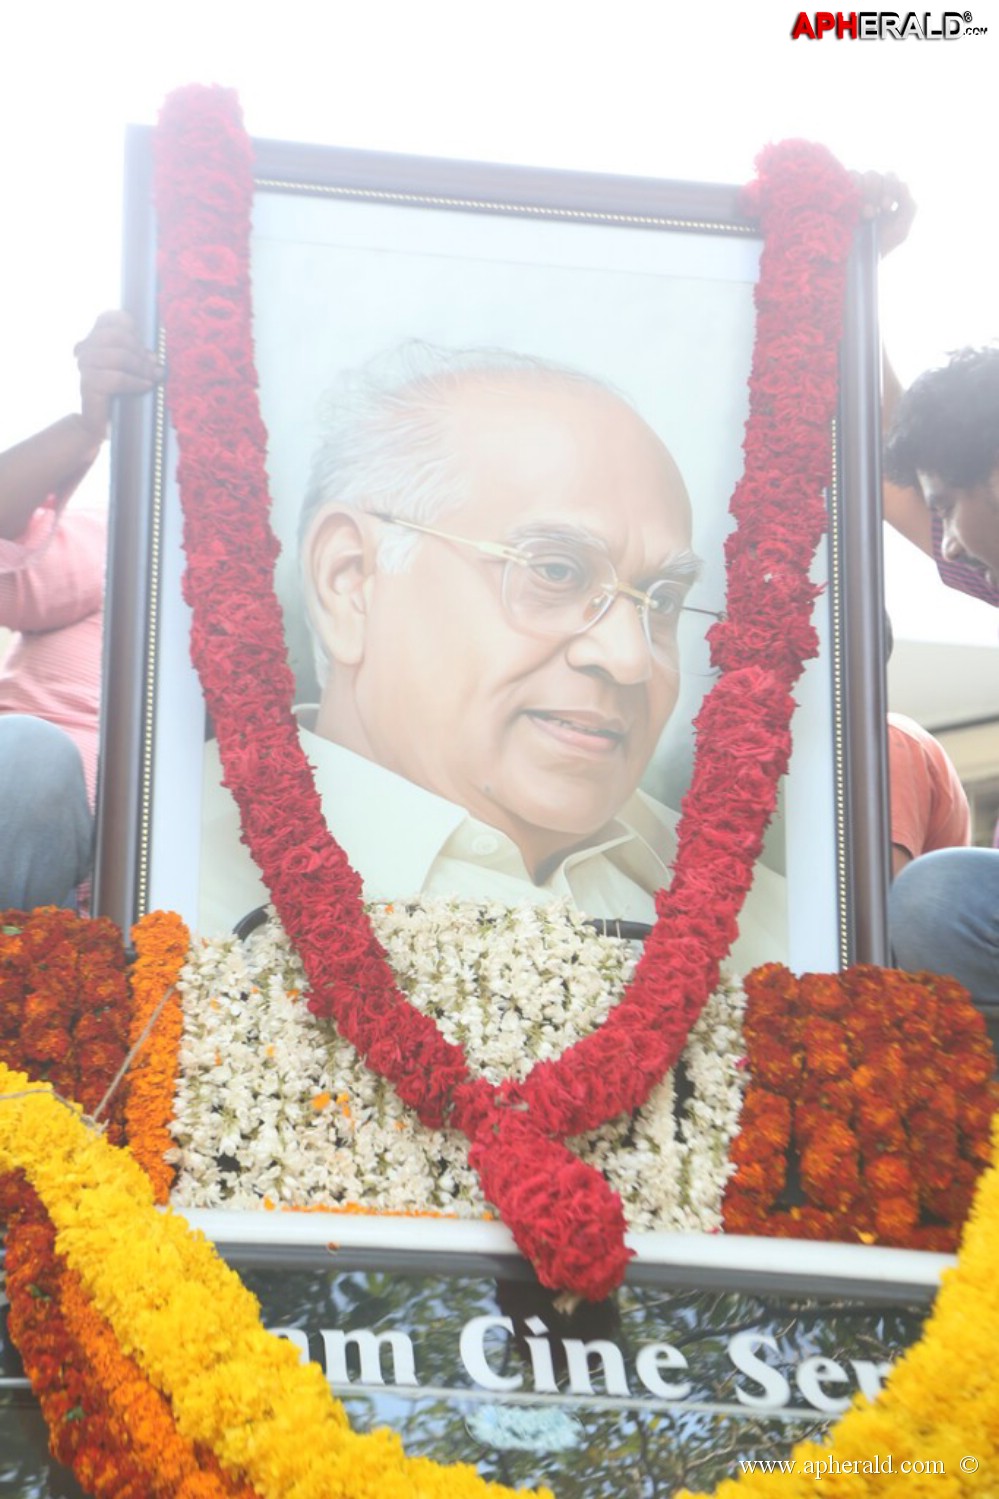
<box><xmin>200</xmin><ymin>345</ymin><xmax>785</xmax><ymax>969</ymax></box>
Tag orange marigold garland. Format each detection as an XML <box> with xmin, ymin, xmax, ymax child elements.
<box><xmin>724</xmin><ymin>964</ymin><xmax>997</xmax><ymax>1248</ymax></box>
<box><xmin>1</xmin><ymin>1176</ymin><xmax>101</xmax><ymax>1485</ymax></box>
<box><xmin>0</xmin><ymin>907</ymin><xmax>130</xmax><ymax>1140</ymax></box>
<box><xmin>125</xmin><ymin>910</ymin><xmax>191</xmax><ymax>1202</ymax></box>
<box><xmin>0</xmin><ymin>911</ymin><xmax>256</xmax><ymax>1495</ymax></box>
<box><xmin>2</xmin><ymin>1176</ymin><xmax>262</xmax><ymax>1499</ymax></box>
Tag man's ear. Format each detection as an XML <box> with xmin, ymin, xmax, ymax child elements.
<box><xmin>304</xmin><ymin>508</ymin><xmax>375</xmax><ymax>668</ymax></box>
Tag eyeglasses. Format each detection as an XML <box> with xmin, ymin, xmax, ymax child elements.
<box><xmin>373</xmin><ymin>512</ymin><xmax>721</xmax><ymax>664</ymax></box>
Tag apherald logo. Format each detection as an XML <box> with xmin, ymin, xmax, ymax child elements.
<box><xmin>790</xmin><ymin>11</ymin><xmax>984</xmax><ymax>37</ymax></box>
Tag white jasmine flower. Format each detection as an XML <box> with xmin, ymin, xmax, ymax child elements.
<box><xmin>170</xmin><ymin>901</ymin><xmax>746</xmax><ymax>1232</ymax></box>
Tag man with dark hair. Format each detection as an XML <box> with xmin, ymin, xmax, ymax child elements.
<box><xmin>884</xmin><ymin>346</ymin><xmax>999</xmax><ymax>605</ymax></box>
<box><xmin>883</xmin><ymin>347</ymin><xmax>999</xmax><ymax>1010</ymax></box>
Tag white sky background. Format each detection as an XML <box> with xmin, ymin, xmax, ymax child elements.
<box><xmin>1</xmin><ymin>0</ymin><xmax>996</xmax><ymax>653</ymax></box>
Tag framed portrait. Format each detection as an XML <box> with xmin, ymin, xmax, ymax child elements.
<box><xmin>98</xmin><ymin>133</ymin><xmax>888</xmax><ymax>973</ymax></box>
<box><xmin>8</xmin><ymin>127</ymin><xmax>934</xmax><ymax>1496</ymax></box>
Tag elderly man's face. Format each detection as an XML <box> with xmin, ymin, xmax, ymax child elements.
<box><xmin>921</xmin><ymin>466</ymin><xmax>999</xmax><ymax>589</ymax></box>
<box><xmin>314</xmin><ymin>379</ymin><xmax>694</xmax><ymax>875</ymax></box>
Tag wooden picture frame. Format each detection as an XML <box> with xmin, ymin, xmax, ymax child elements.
<box><xmin>97</xmin><ymin>133</ymin><xmax>889</xmax><ymax>969</ymax></box>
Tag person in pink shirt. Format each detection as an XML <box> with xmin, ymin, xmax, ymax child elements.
<box><xmin>0</xmin><ymin>312</ymin><xmax>161</xmax><ymax>907</ymax></box>
<box><xmin>888</xmin><ymin>711</ymin><xmax>971</xmax><ymax>875</ymax></box>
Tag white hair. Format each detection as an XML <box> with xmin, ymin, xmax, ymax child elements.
<box><xmin>300</xmin><ymin>341</ymin><xmax>625</xmax><ymax>683</ymax></box>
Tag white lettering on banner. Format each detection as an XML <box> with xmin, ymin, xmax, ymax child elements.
<box><xmin>270</xmin><ymin>1317</ymin><xmax>894</xmax><ymax>1412</ymax></box>
<box><xmin>795</xmin><ymin>1355</ymin><xmax>852</xmax><ymax>1414</ymax></box>
<box><xmin>460</xmin><ymin>1315</ymin><xmax>523</xmax><ymax>1392</ymax></box>
<box><xmin>562</xmin><ymin>1339</ymin><xmax>631</xmax><ymax>1397</ymax></box>
<box><xmin>269</xmin><ymin>1327</ymin><xmax>311</xmax><ymax>1363</ymax></box>
<box><xmin>729</xmin><ymin>1333</ymin><xmax>793</xmax><ymax>1409</ymax></box>
<box><xmin>320</xmin><ymin>1328</ymin><xmax>418</xmax><ymax>1387</ymax></box>
<box><xmin>635</xmin><ymin>1342</ymin><xmax>692</xmax><ymax>1400</ymax></box>
<box><xmin>851</xmin><ymin>1358</ymin><xmax>894</xmax><ymax>1402</ymax></box>
<box><xmin>524</xmin><ymin>1316</ymin><xmax>559</xmax><ymax>1393</ymax></box>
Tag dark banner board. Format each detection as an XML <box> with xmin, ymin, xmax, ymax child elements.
<box><xmin>1</xmin><ymin>1252</ymin><xmax>930</xmax><ymax>1498</ymax></box>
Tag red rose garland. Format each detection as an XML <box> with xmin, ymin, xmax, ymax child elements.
<box><xmin>153</xmin><ymin>86</ymin><xmax>860</xmax><ymax>1300</ymax></box>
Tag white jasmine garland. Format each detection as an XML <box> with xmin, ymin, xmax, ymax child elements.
<box><xmin>170</xmin><ymin>901</ymin><xmax>746</xmax><ymax>1231</ymax></box>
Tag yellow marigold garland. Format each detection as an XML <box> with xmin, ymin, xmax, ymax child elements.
<box><xmin>3</xmin><ymin>1019</ymin><xmax>999</xmax><ymax>1495</ymax></box>
<box><xmin>0</xmin><ymin>1062</ymin><xmax>550</xmax><ymax>1499</ymax></box>
<box><xmin>4</xmin><ymin>1180</ymin><xmax>261</xmax><ymax>1498</ymax></box>
<box><xmin>125</xmin><ymin>910</ymin><xmax>190</xmax><ymax>1202</ymax></box>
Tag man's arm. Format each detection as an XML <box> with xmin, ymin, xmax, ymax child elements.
<box><xmin>883</xmin><ymin>496</ymin><xmax>935</xmax><ymax>570</ymax></box>
<box><xmin>883</xmin><ymin>479</ymin><xmax>934</xmax><ymax>557</ymax></box>
<box><xmin>881</xmin><ymin>350</ymin><xmax>934</xmax><ymax>556</ymax></box>
<box><xmin>0</xmin><ymin>312</ymin><xmax>161</xmax><ymax>540</ymax></box>
<box><xmin>855</xmin><ymin>174</ymin><xmax>936</xmax><ymax>558</ymax></box>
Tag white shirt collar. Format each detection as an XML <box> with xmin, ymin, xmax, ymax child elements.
<box><xmin>201</xmin><ymin>719</ymin><xmax>785</xmax><ymax>968</ymax></box>
<box><xmin>297</xmin><ymin>718</ymin><xmax>675</xmax><ymax>906</ymax></box>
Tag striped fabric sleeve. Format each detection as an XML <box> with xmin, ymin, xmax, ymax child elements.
<box><xmin>931</xmin><ymin>514</ymin><xmax>999</xmax><ymax>607</ymax></box>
